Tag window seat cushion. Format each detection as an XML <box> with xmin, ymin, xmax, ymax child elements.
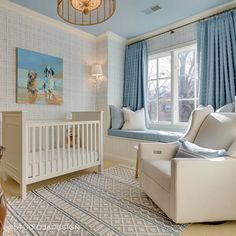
<box><xmin>107</xmin><ymin>129</ymin><xmax>182</xmax><ymax>143</ymax></box>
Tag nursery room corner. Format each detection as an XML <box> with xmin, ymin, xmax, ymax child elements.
<box><xmin>0</xmin><ymin>0</ymin><xmax>236</xmax><ymax>235</ymax></box>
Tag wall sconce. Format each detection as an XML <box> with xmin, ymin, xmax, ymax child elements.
<box><xmin>91</xmin><ymin>64</ymin><xmax>103</xmax><ymax>81</ymax></box>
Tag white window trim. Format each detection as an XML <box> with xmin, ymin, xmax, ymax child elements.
<box><xmin>147</xmin><ymin>43</ymin><xmax>198</xmax><ymax>131</ymax></box>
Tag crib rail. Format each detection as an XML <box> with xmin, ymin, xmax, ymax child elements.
<box><xmin>2</xmin><ymin>111</ymin><xmax>103</xmax><ymax>199</ymax></box>
<box><xmin>26</xmin><ymin>120</ymin><xmax>101</xmax><ymax>182</ymax></box>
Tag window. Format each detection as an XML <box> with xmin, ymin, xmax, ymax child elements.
<box><xmin>147</xmin><ymin>44</ymin><xmax>198</xmax><ymax>128</ymax></box>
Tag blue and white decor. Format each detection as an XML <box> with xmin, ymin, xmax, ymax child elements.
<box><xmin>197</xmin><ymin>10</ymin><xmax>236</xmax><ymax>109</ymax></box>
<box><xmin>123</xmin><ymin>41</ymin><xmax>148</xmax><ymax>111</ymax></box>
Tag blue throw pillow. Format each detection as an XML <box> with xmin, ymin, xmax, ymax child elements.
<box><xmin>110</xmin><ymin>105</ymin><xmax>125</xmax><ymax>130</ymax></box>
<box><xmin>176</xmin><ymin>138</ymin><xmax>227</xmax><ymax>159</ymax></box>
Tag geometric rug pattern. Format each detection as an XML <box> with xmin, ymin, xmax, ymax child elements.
<box><xmin>5</xmin><ymin>166</ymin><xmax>187</xmax><ymax>236</ymax></box>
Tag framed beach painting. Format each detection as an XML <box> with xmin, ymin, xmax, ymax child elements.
<box><xmin>16</xmin><ymin>48</ymin><xmax>63</xmax><ymax>105</ymax></box>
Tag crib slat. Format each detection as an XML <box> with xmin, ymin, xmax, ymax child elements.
<box><xmin>51</xmin><ymin>126</ymin><xmax>54</xmax><ymax>173</ymax></box>
<box><xmin>82</xmin><ymin>124</ymin><xmax>85</xmax><ymax>166</ymax></box>
<box><xmin>25</xmin><ymin>126</ymin><xmax>29</xmax><ymax>180</ymax></box>
<box><xmin>57</xmin><ymin>125</ymin><xmax>60</xmax><ymax>172</ymax></box>
<box><xmin>39</xmin><ymin>126</ymin><xmax>42</xmax><ymax>176</ymax></box>
<box><xmin>98</xmin><ymin>123</ymin><xmax>101</xmax><ymax>163</ymax></box>
<box><xmin>90</xmin><ymin>123</ymin><xmax>93</xmax><ymax>164</ymax></box>
<box><xmin>28</xmin><ymin>127</ymin><xmax>31</xmax><ymax>177</ymax></box>
<box><xmin>77</xmin><ymin>124</ymin><xmax>80</xmax><ymax>166</ymax></box>
<box><xmin>67</xmin><ymin>125</ymin><xmax>70</xmax><ymax>169</ymax></box>
<box><xmin>86</xmin><ymin>123</ymin><xmax>89</xmax><ymax>165</ymax></box>
<box><xmin>94</xmin><ymin>123</ymin><xmax>97</xmax><ymax>162</ymax></box>
<box><xmin>92</xmin><ymin>123</ymin><xmax>95</xmax><ymax>163</ymax></box>
<box><xmin>45</xmin><ymin>126</ymin><xmax>49</xmax><ymax>174</ymax></box>
<box><xmin>32</xmin><ymin>127</ymin><xmax>35</xmax><ymax>178</ymax></box>
<box><xmin>62</xmin><ymin>125</ymin><xmax>65</xmax><ymax>171</ymax></box>
<box><xmin>72</xmin><ymin>125</ymin><xmax>75</xmax><ymax>167</ymax></box>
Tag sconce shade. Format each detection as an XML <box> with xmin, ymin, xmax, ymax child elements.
<box><xmin>91</xmin><ymin>64</ymin><xmax>103</xmax><ymax>76</ymax></box>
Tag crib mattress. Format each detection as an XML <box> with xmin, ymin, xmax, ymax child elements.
<box><xmin>27</xmin><ymin>147</ymin><xmax>98</xmax><ymax>178</ymax></box>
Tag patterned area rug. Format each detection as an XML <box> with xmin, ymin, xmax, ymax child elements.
<box><xmin>5</xmin><ymin>166</ymin><xmax>187</xmax><ymax>236</ymax></box>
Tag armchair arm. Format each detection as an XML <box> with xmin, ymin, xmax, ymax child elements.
<box><xmin>138</xmin><ymin>142</ymin><xmax>180</xmax><ymax>160</ymax></box>
<box><xmin>170</xmin><ymin>157</ymin><xmax>236</xmax><ymax>223</ymax></box>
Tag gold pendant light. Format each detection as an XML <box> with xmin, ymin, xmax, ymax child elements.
<box><xmin>57</xmin><ymin>0</ymin><xmax>116</xmax><ymax>26</ymax></box>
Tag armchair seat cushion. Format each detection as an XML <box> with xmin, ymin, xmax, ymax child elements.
<box><xmin>141</xmin><ymin>158</ymin><xmax>171</xmax><ymax>192</ymax></box>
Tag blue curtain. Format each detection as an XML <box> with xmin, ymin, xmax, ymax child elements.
<box><xmin>123</xmin><ymin>41</ymin><xmax>148</xmax><ymax>111</ymax></box>
<box><xmin>197</xmin><ymin>10</ymin><xmax>236</xmax><ymax>109</ymax></box>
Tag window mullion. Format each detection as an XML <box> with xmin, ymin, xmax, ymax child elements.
<box><xmin>172</xmin><ymin>51</ymin><xmax>179</xmax><ymax>124</ymax></box>
<box><xmin>156</xmin><ymin>58</ymin><xmax>159</xmax><ymax>122</ymax></box>
<box><xmin>194</xmin><ymin>48</ymin><xmax>198</xmax><ymax>109</ymax></box>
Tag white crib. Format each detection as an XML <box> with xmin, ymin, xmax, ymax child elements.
<box><xmin>2</xmin><ymin>111</ymin><xmax>103</xmax><ymax>199</ymax></box>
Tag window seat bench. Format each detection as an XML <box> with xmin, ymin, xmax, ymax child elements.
<box><xmin>107</xmin><ymin>129</ymin><xmax>182</xmax><ymax>143</ymax></box>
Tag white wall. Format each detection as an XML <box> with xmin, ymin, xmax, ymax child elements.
<box><xmin>107</xmin><ymin>33</ymin><xmax>126</xmax><ymax>107</ymax></box>
<box><xmin>96</xmin><ymin>32</ymin><xmax>126</xmax><ymax>129</ymax></box>
<box><xmin>96</xmin><ymin>34</ymin><xmax>109</xmax><ymax>113</ymax></box>
<box><xmin>0</xmin><ymin>1</ymin><xmax>97</xmax><ymax>144</ymax></box>
<box><xmin>95</xmin><ymin>33</ymin><xmax>127</xmax><ymax>161</ymax></box>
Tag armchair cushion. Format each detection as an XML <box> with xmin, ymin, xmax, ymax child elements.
<box><xmin>183</xmin><ymin>105</ymin><xmax>214</xmax><ymax>142</ymax></box>
<box><xmin>141</xmin><ymin>158</ymin><xmax>171</xmax><ymax>191</ymax></box>
<box><xmin>177</xmin><ymin>139</ymin><xmax>227</xmax><ymax>158</ymax></box>
<box><xmin>194</xmin><ymin>113</ymin><xmax>236</xmax><ymax>150</ymax></box>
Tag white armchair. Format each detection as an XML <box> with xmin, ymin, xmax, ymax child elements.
<box><xmin>139</xmin><ymin>107</ymin><xmax>236</xmax><ymax>223</ymax></box>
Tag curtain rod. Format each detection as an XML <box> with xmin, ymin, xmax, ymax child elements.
<box><xmin>128</xmin><ymin>6</ymin><xmax>236</xmax><ymax>46</ymax></box>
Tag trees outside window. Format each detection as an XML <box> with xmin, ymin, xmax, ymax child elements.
<box><xmin>147</xmin><ymin>44</ymin><xmax>198</xmax><ymax>128</ymax></box>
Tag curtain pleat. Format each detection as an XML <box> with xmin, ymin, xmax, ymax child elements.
<box><xmin>198</xmin><ymin>10</ymin><xmax>236</xmax><ymax>109</ymax></box>
<box><xmin>123</xmin><ymin>41</ymin><xmax>148</xmax><ymax>111</ymax></box>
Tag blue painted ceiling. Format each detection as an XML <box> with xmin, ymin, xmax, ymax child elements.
<box><xmin>9</xmin><ymin>0</ymin><xmax>233</xmax><ymax>39</ymax></box>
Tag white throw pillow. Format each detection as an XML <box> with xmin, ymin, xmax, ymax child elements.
<box><xmin>122</xmin><ymin>108</ymin><xmax>145</xmax><ymax>130</ymax></box>
<box><xmin>182</xmin><ymin>105</ymin><xmax>214</xmax><ymax>142</ymax></box>
<box><xmin>216</xmin><ymin>103</ymin><xmax>235</xmax><ymax>113</ymax></box>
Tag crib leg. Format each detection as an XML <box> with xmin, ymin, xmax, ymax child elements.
<box><xmin>20</xmin><ymin>183</ymin><xmax>27</xmax><ymax>199</ymax></box>
<box><xmin>98</xmin><ymin>163</ymin><xmax>103</xmax><ymax>173</ymax></box>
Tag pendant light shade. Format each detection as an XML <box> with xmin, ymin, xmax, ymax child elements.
<box><xmin>57</xmin><ymin>0</ymin><xmax>116</xmax><ymax>26</ymax></box>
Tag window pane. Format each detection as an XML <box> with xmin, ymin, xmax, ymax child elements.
<box><xmin>147</xmin><ymin>101</ymin><xmax>158</xmax><ymax>122</ymax></box>
<box><xmin>158</xmin><ymin>56</ymin><xmax>171</xmax><ymax>78</ymax></box>
<box><xmin>147</xmin><ymin>44</ymin><xmax>197</xmax><ymax>125</ymax></box>
<box><xmin>178</xmin><ymin>49</ymin><xmax>196</xmax><ymax>99</ymax></box>
<box><xmin>148</xmin><ymin>59</ymin><xmax>157</xmax><ymax>79</ymax></box>
<box><xmin>158</xmin><ymin>100</ymin><xmax>172</xmax><ymax>122</ymax></box>
<box><xmin>179</xmin><ymin>100</ymin><xmax>194</xmax><ymax>122</ymax></box>
<box><xmin>148</xmin><ymin>80</ymin><xmax>158</xmax><ymax>100</ymax></box>
<box><xmin>159</xmin><ymin>79</ymin><xmax>171</xmax><ymax>100</ymax></box>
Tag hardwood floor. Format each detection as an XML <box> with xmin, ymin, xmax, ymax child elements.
<box><xmin>0</xmin><ymin>159</ymin><xmax>120</xmax><ymax>199</ymax></box>
<box><xmin>1</xmin><ymin>159</ymin><xmax>235</xmax><ymax>236</ymax></box>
